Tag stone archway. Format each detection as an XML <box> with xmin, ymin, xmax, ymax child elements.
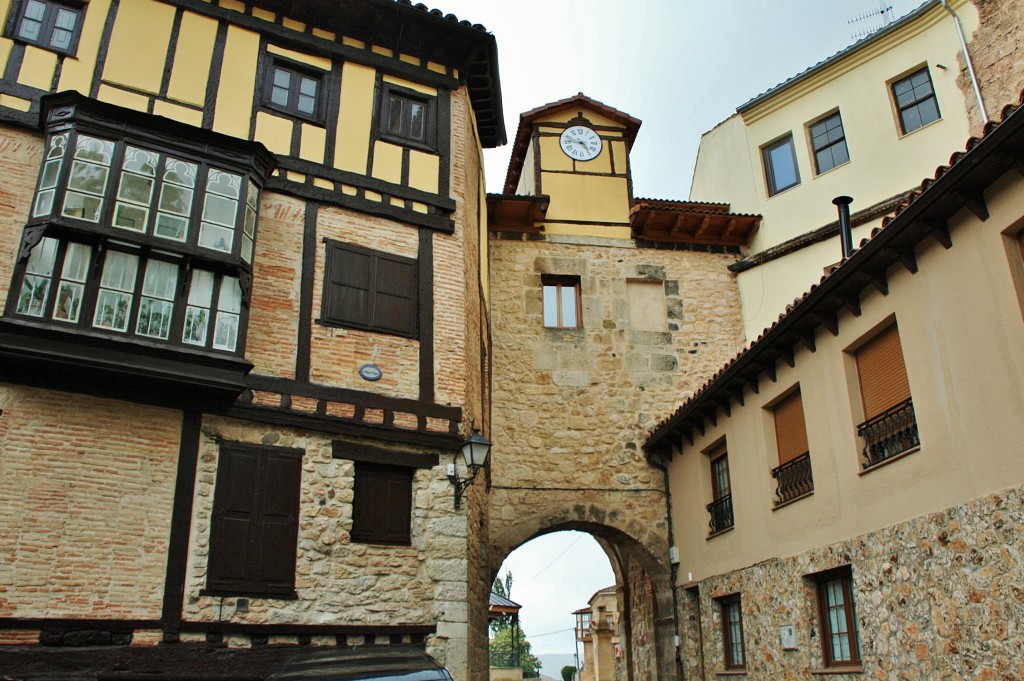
<box><xmin>487</xmin><ymin>490</ymin><xmax>678</xmax><ymax>681</ymax></box>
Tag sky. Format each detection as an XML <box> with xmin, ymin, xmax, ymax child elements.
<box><xmin>434</xmin><ymin>0</ymin><xmax>927</xmax><ymax>665</ymax></box>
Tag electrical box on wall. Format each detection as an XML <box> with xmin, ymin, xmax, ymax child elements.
<box><xmin>779</xmin><ymin>624</ymin><xmax>797</xmax><ymax>650</ymax></box>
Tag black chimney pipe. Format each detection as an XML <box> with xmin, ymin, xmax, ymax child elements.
<box><xmin>833</xmin><ymin>196</ymin><xmax>854</xmax><ymax>259</ymax></box>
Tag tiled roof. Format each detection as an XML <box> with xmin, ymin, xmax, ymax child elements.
<box><xmin>737</xmin><ymin>0</ymin><xmax>936</xmax><ymax>113</ymax></box>
<box><xmin>645</xmin><ymin>91</ymin><xmax>1024</xmax><ymax>454</ymax></box>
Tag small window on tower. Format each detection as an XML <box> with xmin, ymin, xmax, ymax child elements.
<box><xmin>379</xmin><ymin>84</ymin><xmax>436</xmax><ymax>150</ymax></box>
<box><xmin>262</xmin><ymin>56</ymin><xmax>325</xmax><ymax>123</ymax></box>
<box><xmin>542</xmin><ymin>276</ymin><xmax>581</xmax><ymax>328</ymax></box>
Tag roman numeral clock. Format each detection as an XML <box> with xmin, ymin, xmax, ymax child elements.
<box><xmin>559</xmin><ymin>124</ymin><xmax>603</xmax><ymax>161</ymax></box>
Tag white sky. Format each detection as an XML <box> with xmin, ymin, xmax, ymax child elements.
<box><xmin>435</xmin><ymin>0</ymin><xmax>926</xmax><ymax>664</ymax></box>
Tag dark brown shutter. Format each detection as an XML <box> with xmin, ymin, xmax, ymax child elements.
<box><xmin>352</xmin><ymin>462</ymin><xmax>412</xmax><ymax>545</ymax></box>
<box><xmin>327</xmin><ymin>245</ymin><xmax>371</xmax><ymax>325</ymax></box>
<box><xmin>208</xmin><ymin>445</ymin><xmax>301</xmax><ymax>595</ymax></box>
<box><xmin>774</xmin><ymin>389</ymin><xmax>809</xmax><ymax>464</ymax></box>
<box><xmin>856</xmin><ymin>324</ymin><xmax>910</xmax><ymax>419</ymax></box>
<box><xmin>373</xmin><ymin>255</ymin><xmax>417</xmax><ymax>336</ymax></box>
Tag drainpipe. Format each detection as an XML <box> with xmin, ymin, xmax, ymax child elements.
<box><xmin>940</xmin><ymin>0</ymin><xmax>988</xmax><ymax>125</ymax></box>
<box><xmin>650</xmin><ymin>452</ymin><xmax>685</xmax><ymax>679</ymax></box>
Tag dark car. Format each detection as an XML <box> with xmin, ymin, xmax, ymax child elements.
<box><xmin>266</xmin><ymin>645</ymin><xmax>454</xmax><ymax>681</ymax></box>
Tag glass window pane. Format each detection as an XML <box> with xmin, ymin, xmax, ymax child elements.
<box><xmin>93</xmin><ymin>290</ymin><xmax>133</xmax><ymax>331</ymax></box>
<box><xmin>198</xmin><ymin>222</ymin><xmax>234</xmax><ymax>253</ymax></box>
<box><xmin>767</xmin><ymin>140</ymin><xmax>798</xmax><ymax>193</ymax></box>
<box><xmin>141</xmin><ymin>259</ymin><xmax>178</xmax><ymax>299</ymax></box>
<box><xmin>217</xmin><ymin>276</ymin><xmax>242</xmax><ymax>314</ymax></box>
<box><xmin>113</xmin><ymin>203</ymin><xmax>148</xmax><ymax>232</ymax></box>
<box><xmin>388</xmin><ymin>96</ymin><xmax>403</xmax><ymax>133</ymax></box>
<box><xmin>62</xmin><ymin>191</ymin><xmax>103</xmax><ymax>222</ymax></box>
<box><xmin>100</xmin><ymin>251</ymin><xmax>139</xmax><ymax>291</ymax></box>
<box><xmin>300</xmin><ymin>77</ymin><xmax>317</xmax><ymax>97</ymax></box>
<box><xmin>159</xmin><ymin>184</ymin><xmax>194</xmax><ymax>216</ymax></box>
<box><xmin>24</xmin><ymin>0</ymin><xmax>45</xmax><ymax>20</ymax></box>
<box><xmin>201</xmin><ymin>194</ymin><xmax>238</xmax><ymax>227</ymax></box>
<box><xmin>47</xmin><ymin>133</ymin><xmax>69</xmax><ymax>159</ymax></box>
<box><xmin>183</xmin><ymin>306</ymin><xmax>209</xmax><ymax>345</ymax></box>
<box><xmin>206</xmin><ymin>169</ymin><xmax>241</xmax><ymax>198</ymax></box>
<box><xmin>154</xmin><ymin>213</ymin><xmax>189</xmax><ymax>242</ymax></box>
<box><xmin>61</xmin><ymin>242</ymin><xmax>90</xmax><ymax>281</ymax></box>
<box><xmin>33</xmin><ymin>189</ymin><xmax>55</xmax><ymax>218</ymax></box>
<box><xmin>561</xmin><ymin>285</ymin><xmax>577</xmax><ymax>327</ymax></box>
<box><xmin>118</xmin><ymin>173</ymin><xmax>155</xmax><ymax>205</ymax></box>
<box><xmin>136</xmin><ymin>297</ymin><xmax>173</xmax><ymax>338</ymax></box>
<box><xmin>26</xmin><ymin>237</ymin><xmax>59</xmax><ymax>276</ymax></box>
<box><xmin>67</xmin><ymin>160</ymin><xmax>110</xmax><ymax>195</ymax></box>
<box><xmin>298</xmin><ymin>94</ymin><xmax>316</xmax><ymax>115</ymax></box>
<box><xmin>17</xmin><ymin>275</ymin><xmax>50</xmax><ymax>316</ymax></box>
<box><xmin>543</xmin><ymin>285</ymin><xmax>557</xmax><ymax>326</ymax></box>
<box><xmin>39</xmin><ymin>159</ymin><xmax>62</xmax><ymax>190</ymax></box>
<box><xmin>50</xmin><ymin>26</ymin><xmax>72</xmax><ymax>50</ymax></box>
<box><xmin>122</xmin><ymin>147</ymin><xmax>158</xmax><ymax>175</ymax></box>
<box><xmin>408</xmin><ymin>102</ymin><xmax>425</xmax><ymax>140</ymax></box>
<box><xmin>54</xmin><ymin>282</ymin><xmax>83</xmax><ymax>322</ymax></box>
<box><xmin>213</xmin><ymin>312</ymin><xmax>239</xmax><ymax>351</ymax></box>
<box><xmin>188</xmin><ymin>269</ymin><xmax>214</xmax><ymax>306</ymax></box>
<box><xmin>271</xmin><ymin>85</ymin><xmax>290</xmax><ymax>108</ymax></box>
<box><xmin>55</xmin><ymin>7</ymin><xmax>77</xmax><ymax>30</ymax></box>
<box><xmin>164</xmin><ymin>158</ymin><xmax>197</xmax><ymax>188</ymax></box>
<box><xmin>74</xmin><ymin>135</ymin><xmax>114</xmax><ymax>164</ymax></box>
<box><xmin>273</xmin><ymin>68</ymin><xmax>291</xmax><ymax>88</ymax></box>
<box><xmin>241</xmin><ymin>234</ymin><xmax>253</xmax><ymax>264</ymax></box>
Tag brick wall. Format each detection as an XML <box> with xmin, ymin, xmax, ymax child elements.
<box><xmin>0</xmin><ymin>386</ymin><xmax>180</xmax><ymax>619</ymax></box>
<box><xmin>0</xmin><ymin>127</ymin><xmax>43</xmax><ymax>304</ymax></box>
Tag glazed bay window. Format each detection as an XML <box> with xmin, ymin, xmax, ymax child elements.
<box><xmin>0</xmin><ymin>94</ymin><xmax>275</xmax><ymax>406</ymax></box>
<box><xmin>16</xmin><ymin>237</ymin><xmax>244</xmax><ymax>352</ymax></box>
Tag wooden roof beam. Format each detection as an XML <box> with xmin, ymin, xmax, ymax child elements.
<box><xmin>669</xmin><ymin>212</ymin><xmax>689</xmax><ymax>237</ymax></box>
<box><xmin>694</xmin><ymin>215</ymin><xmax>713</xmax><ymax>239</ymax></box>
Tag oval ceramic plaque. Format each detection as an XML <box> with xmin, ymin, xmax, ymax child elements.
<box><xmin>359</xmin><ymin>363</ymin><xmax>382</xmax><ymax>381</ymax></box>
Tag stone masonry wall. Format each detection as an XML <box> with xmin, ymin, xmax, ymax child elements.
<box><xmin>965</xmin><ymin>0</ymin><xmax>1024</xmax><ymax>131</ymax></box>
<box><xmin>686</xmin><ymin>485</ymin><xmax>1024</xmax><ymax>680</ymax></box>
<box><xmin>488</xmin><ymin>237</ymin><xmax>747</xmax><ymax>566</ymax></box>
<box><xmin>626</xmin><ymin>556</ymin><xmax>657</xmax><ymax>681</ymax></box>
<box><xmin>0</xmin><ymin>385</ymin><xmax>180</xmax><ymax>620</ymax></box>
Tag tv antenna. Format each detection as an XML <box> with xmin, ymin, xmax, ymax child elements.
<box><xmin>848</xmin><ymin>1</ymin><xmax>895</xmax><ymax>40</ymax></box>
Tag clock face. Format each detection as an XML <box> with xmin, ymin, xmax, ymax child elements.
<box><xmin>559</xmin><ymin>125</ymin><xmax>602</xmax><ymax>161</ymax></box>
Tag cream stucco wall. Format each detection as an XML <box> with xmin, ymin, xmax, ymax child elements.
<box><xmin>669</xmin><ymin>167</ymin><xmax>1024</xmax><ymax>583</ymax></box>
<box><xmin>690</xmin><ymin>0</ymin><xmax>979</xmax><ymax>340</ymax></box>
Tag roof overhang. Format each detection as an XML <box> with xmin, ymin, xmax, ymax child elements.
<box><xmin>631</xmin><ymin>199</ymin><xmax>761</xmax><ymax>247</ymax></box>
<box><xmin>248</xmin><ymin>0</ymin><xmax>505</xmax><ymax>147</ymax></box>
<box><xmin>645</xmin><ymin>95</ymin><xmax>1024</xmax><ymax>458</ymax></box>
<box><xmin>486</xmin><ymin>193</ymin><xmax>549</xmax><ymax>233</ymax></box>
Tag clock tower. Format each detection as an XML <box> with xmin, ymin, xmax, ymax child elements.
<box><xmin>498</xmin><ymin>92</ymin><xmax>640</xmax><ymax>239</ymax></box>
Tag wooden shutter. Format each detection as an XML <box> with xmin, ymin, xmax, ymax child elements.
<box><xmin>856</xmin><ymin>324</ymin><xmax>910</xmax><ymax>419</ymax></box>
<box><xmin>352</xmin><ymin>462</ymin><xmax>413</xmax><ymax>545</ymax></box>
<box><xmin>208</xmin><ymin>445</ymin><xmax>302</xmax><ymax>595</ymax></box>
<box><xmin>373</xmin><ymin>254</ymin><xmax>417</xmax><ymax>337</ymax></box>
<box><xmin>774</xmin><ymin>389</ymin><xmax>809</xmax><ymax>464</ymax></box>
<box><xmin>326</xmin><ymin>244</ymin><xmax>371</xmax><ymax>326</ymax></box>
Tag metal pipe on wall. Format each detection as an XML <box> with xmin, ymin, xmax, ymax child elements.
<box><xmin>940</xmin><ymin>0</ymin><xmax>989</xmax><ymax>125</ymax></box>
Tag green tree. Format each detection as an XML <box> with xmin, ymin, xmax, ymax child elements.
<box><xmin>489</xmin><ymin>625</ymin><xmax>542</xmax><ymax>678</ymax></box>
<box><xmin>561</xmin><ymin>664</ymin><xmax>577</xmax><ymax>681</ymax></box>
<box><xmin>490</xmin><ymin>570</ymin><xmax>514</xmax><ymax>634</ymax></box>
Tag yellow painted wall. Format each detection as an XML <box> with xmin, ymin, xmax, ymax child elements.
<box><xmin>102</xmin><ymin>0</ymin><xmax>176</xmax><ymax>95</ymax></box>
<box><xmin>16</xmin><ymin>46</ymin><xmax>56</xmax><ymax>90</ymax></box>
<box><xmin>57</xmin><ymin>0</ymin><xmax>111</xmax><ymax>93</ymax></box>
<box><xmin>372</xmin><ymin>141</ymin><xmax>403</xmax><ymax>184</ymax></box>
<box><xmin>668</xmin><ymin>168</ymin><xmax>1024</xmax><ymax>583</ymax></box>
<box><xmin>541</xmin><ymin>173</ymin><xmax>630</xmax><ymax>224</ymax></box>
<box><xmin>167</xmin><ymin>11</ymin><xmax>219</xmax><ymax>107</ymax></box>
<box><xmin>408</xmin><ymin>150</ymin><xmax>439</xmax><ymax>193</ymax></box>
<box><xmin>335</xmin><ymin>62</ymin><xmax>375</xmax><ymax>174</ymax></box>
<box><xmin>212</xmin><ymin>24</ymin><xmax>260</xmax><ymax>140</ymax></box>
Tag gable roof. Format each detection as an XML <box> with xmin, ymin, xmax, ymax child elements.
<box><xmin>645</xmin><ymin>91</ymin><xmax>1024</xmax><ymax>456</ymax></box>
<box><xmin>503</xmin><ymin>92</ymin><xmax>642</xmax><ymax>194</ymax></box>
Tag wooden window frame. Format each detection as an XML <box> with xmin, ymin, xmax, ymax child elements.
<box><xmin>718</xmin><ymin>594</ymin><xmax>746</xmax><ymax>670</ymax></box>
<box><xmin>855</xmin><ymin>323</ymin><xmax>911</xmax><ymax>420</ymax></box>
<box><xmin>891</xmin><ymin>67</ymin><xmax>941</xmax><ymax>135</ymax></box>
<box><xmin>319</xmin><ymin>239</ymin><xmax>419</xmax><ymax>339</ymax></box>
<box><xmin>378</xmin><ymin>83</ymin><xmax>437</xmax><ymax>152</ymax></box>
<box><xmin>6</xmin><ymin>0</ymin><xmax>84</xmax><ymax>56</ymax></box>
<box><xmin>812</xmin><ymin>566</ymin><xmax>861</xmax><ymax>668</ymax></box>
<box><xmin>706</xmin><ymin>443</ymin><xmax>734</xmax><ymax>535</ymax></box>
<box><xmin>351</xmin><ymin>461</ymin><xmax>414</xmax><ymax>545</ymax></box>
<box><xmin>808</xmin><ymin>111</ymin><xmax>849</xmax><ymax>175</ymax></box>
<box><xmin>762</xmin><ymin>134</ymin><xmax>800</xmax><ymax>196</ymax></box>
<box><xmin>773</xmin><ymin>387</ymin><xmax>810</xmax><ymax>465</ymax></box>
<box><xmin>262</xmin><ymin>55</ymin><xmax>326</xmax><ymax>124</ymax></box>
<box><xmin>542</xmin><ymin>275</ymin><xmax>582</xmax><ymax>328</ymax></box>
<box><xmin>206</xmin><ymin>443</ymin><xmax>303</xmax><ymax>598</ymax></box>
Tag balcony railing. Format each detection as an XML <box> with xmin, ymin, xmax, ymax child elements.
<box><xmin>857</xmin><ymin>397</ymin><xmax>919</xmax><ymax>468</ymax></box>
<box><xmin>706</xmin><ymin>493</ymin><xmax>733</xmax><ymax>535</ymax></box>
<box><xmin>771</xmin><ymin>452</ymin><xmax>814</xmax><ymax>505</ymax></box>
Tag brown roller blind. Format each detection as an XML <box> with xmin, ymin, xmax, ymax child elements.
<box><xmin>774</xmin><ymin>389</ymin><xmax>809</xmax><ymax>464</ymax></box>
<box><xmin>856</xmin><ymin>324</ymin><xmax>910</xmax><ymax>419</ymax></box>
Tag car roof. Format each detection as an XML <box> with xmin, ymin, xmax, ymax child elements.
<box><xmin>267</xmin><ymin>646</ymin><xmax>454</xmax><ymax>681</ymax></box>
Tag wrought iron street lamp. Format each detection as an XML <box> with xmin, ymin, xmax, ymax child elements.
<box><xmin>449</xmin><ymin>427</ymin><xmax>491</xmax><ymax>510</ymax></box>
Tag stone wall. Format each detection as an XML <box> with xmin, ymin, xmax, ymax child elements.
<box><xmin>626</xmin><ymin>558</ymin><xmax>656</xmax><ymax>681</ymax></box>
<box><xmin>966</xmin><ymin>0</ymin><xmax>1024</xmax><ymax>131</ymax></box>
<box><xmin>0</xmin><ymin>385</ymin><xmax>181</xmax><ymax>620</ymax></box>
<box><xmin>683</xmin><ymin>485</ymin><xmax>1024</xmax><ymax>679</ymax></box>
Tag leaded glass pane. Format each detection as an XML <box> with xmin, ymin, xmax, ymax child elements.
<box><xmin>67</xmin><ymin>160</ymin><xmax>109</xmax><ymax>195</ymax></box>
<box><xmin>137</xmin><ymin>259</ymin><xmax>178</xmax><ymax>339</ymax></box>
<box><xmin>122</xmin><ymin>147</ymin><xmax>158</xmax><ymax>175</ymax></box>
<box><xmin>54</xmin><ymin>242</ymin><xmax>90</xmax><ymax>322</ymax></box>
<box><xmin>74</xmin><ymin>135</ymin><xmax>114</xmax><ymax>164</ymax></box>
<box><xmin>17</xmin><ymin>237</ymin><xmax>58</xmax><ymax>317</ymax></box>
<box><xmin>241</xmin><ymin>235</ymin><xmax>253</xmax><ymax>264</ymax></box>
<box><xmin>213</xmin><ymin>312</ymin><xmax>239</xmax><ymax>351</ymax></box>
<box><xmin>201</xmin><ymin>193</ymin><xmax>238</xmax><ymax>227</ymax></box>
<box><xmin>117</xmin><ymin>173</ymin><xmax>155</xmax><ymax>205</ymax></box>
<box><xmin>154</xmin><ymin>213</ymin><xmax>189</xmax><ymax>242</ymax></box>
<box><xmin>62</xmin><ymin>192</ymin><xmax>103</xmax><ymax>222</ymax></box>
<box><xmin>47</xmin><ymin>133</ymin><xmax>68</xmax><ymax>159</ymax></box>
<box><xmin>198</xmin><ymin>223</ymin><xmax>234</xmax><ymax>253</ymax></box>
<box><xmin>113</xmin><ymin>203</ymin><xmax>148</xmax><ymax>232</ymax></box>
<box><xmin>164</xmin><ymin>159</ymin><xmax>197</xmax><ymax>187</ymax></box>
<box><xmin>183</xmin><ymin>269</ymin><xmax>214</xmax><ymax>346</ymax></box>
<box><xmin>206</xmin><ymin>169</ymin><xmax>241</xmax><ymax>198</ymax></box>
<box><xmin>94</xmin><ymin>250</ymin><xmax>141</xmax><ymax>332</ymax></box>
<box><xmin>218</xmin><ymin>276</ymin><xmax>242</xmax><ymax>314</ymax></box>
<box><xmin>54</xmin><ymin>281</ymin><xmax>83</xmax><ymax>322</ymax></box>
<box><xmin>158</xmin><ymin>184</ymin><xmax>194</xmax><ymax>216</ymax></box>
<box><xmin>40</xmin><ymin>159</ymin><xmax>62</xmax><ymax>190</ymax></box>
<box><xmin>26</xmin><ymin>237</ymin><xmax>59</xmax><ymax>277</ymax></box>
<box><xmin>33</xmin><ymin>190</ymin><xmax>55</xmax><ymax>218</ymax></box>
